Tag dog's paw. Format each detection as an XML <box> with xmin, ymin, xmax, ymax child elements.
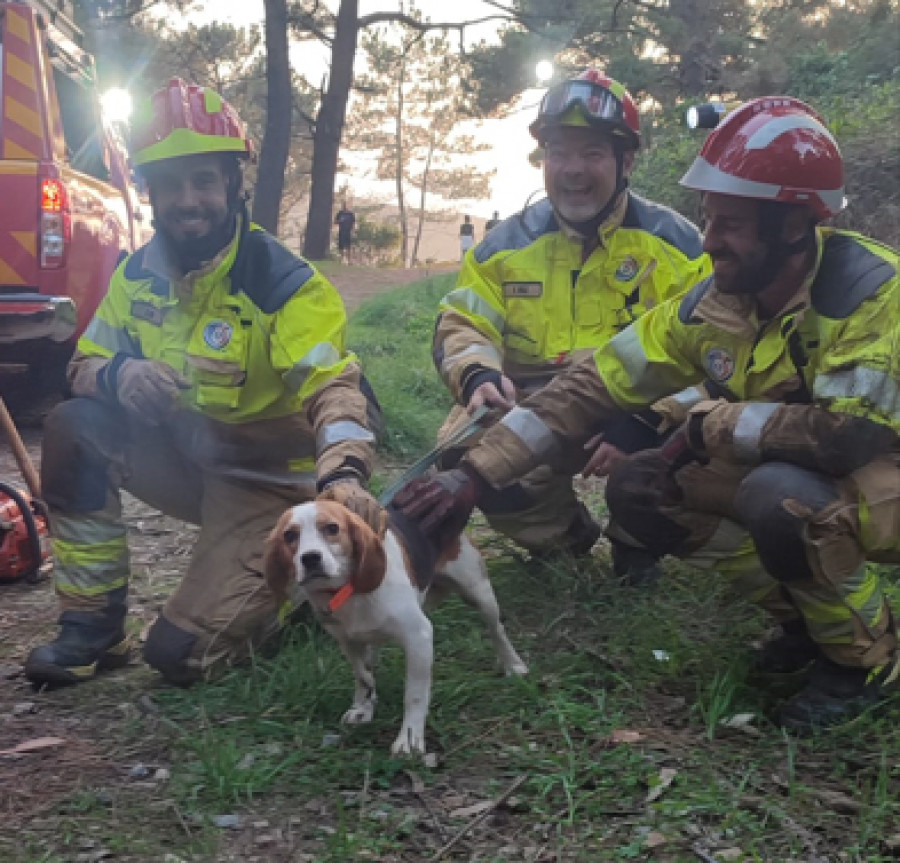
<box><xmin>341</xmin><ymin>702</ymin><xmax>376</xmax><ymax>725</ymax></box>
<box><xmin>390</xmin><ymin>726</ymin><xmax>426</xmax><ymax>757</ymax></box>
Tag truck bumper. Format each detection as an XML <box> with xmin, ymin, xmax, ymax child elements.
<box><xmin>0</xmin><ymin>294</ymin><xmax>77</xmax><ymax>345</ymax></box>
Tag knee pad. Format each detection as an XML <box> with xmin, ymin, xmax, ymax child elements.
<box><xmin>735</xmin><ymin>463</ymin><xmax>839</xmax><ymax>583</ymax></box>
<box><xmin>143</xmin><ymin>614</ymin><xmax>201</xmax><ymax>685</ymax></box>
<box><xmin>42</xmin><ymin>399</ymin><xmax>123</xmax><ymax>512</ymax></box>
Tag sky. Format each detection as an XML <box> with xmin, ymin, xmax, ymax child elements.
<box><xmin>187</xmin><ymin>0</ymin><xmax>550</xmax><ymax>220</ymax></box>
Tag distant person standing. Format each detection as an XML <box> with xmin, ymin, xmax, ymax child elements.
<box><xmin>484</xmin><ymin>210</ymin><xmax>500</xmax><ymax>238</ymax></box>
<box><xmin>335</xmin><ymin>202</ymin><xmax>356</xmax><ymax>264</ymax></box>
<box><xmin>459</xmin><ymin>215</ymin><xmax>475</xmax><ymax>260</ymax></box>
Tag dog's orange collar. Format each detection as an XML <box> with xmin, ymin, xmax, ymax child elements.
<box><xmin>328</xmin><ymin>584</ymin><xmax>355</xmax><ymax>612</ymax></box>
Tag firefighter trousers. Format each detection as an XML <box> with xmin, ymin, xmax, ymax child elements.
<box><xmin>605</xmin><ymin>451</ymin><xmax>900</xmax><ymax>669</ymax></box>
<box><xmin>41</xmin><ymin>398</ymin><xmax>314</xmax><ymax>682</ymax></box>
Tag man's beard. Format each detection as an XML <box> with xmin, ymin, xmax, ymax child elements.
<box><xmin>156</xmin><ymin>209</ymin><xmax>235</xmax><ymax>273</ymax></box>
<box><xmin>714</xmin><ymin>246</ymin><xmax>784</xmax><ymax>295</ymax></box>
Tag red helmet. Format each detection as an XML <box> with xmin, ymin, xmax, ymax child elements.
<box><xmin>130</xmin><ymin>78</ymin><xmax>253</xmax><ymax>168</ymax></box>
<box><xmin>529</xmin><ymin>69</ymin><xmax>641</xmax><ymax>149</ymax></box>
<box><xmin>680</xmin><ymin>97</ymin><xmax>845</xmax><ymax>220</ymax></box>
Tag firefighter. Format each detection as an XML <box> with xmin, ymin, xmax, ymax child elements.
<box><xmin>432</xmin><ymin>69</ymin><xmax>709</xmax><ymax>565</ymax></box>
<box><xmin>398</xmin><ymin>97</ymin><xmax>900</xmax><ymax>733</ymax></box>
<box><xmin>24</xmin><ymin>79</ymin><xmax>384</xmax><ymax>687</ymax></box>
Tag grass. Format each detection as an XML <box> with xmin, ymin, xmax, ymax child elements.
<box><xmin>9</xmin><ymin>273</ymin><xmax>900</xmax><ymax>862</ymax></box>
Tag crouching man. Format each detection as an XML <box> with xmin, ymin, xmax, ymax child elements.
<box><xmin>25</xmin><ymin>79</ymin><xmax>383</xmax><ymax>687</ymax></box>
<box><xmin>396</xmin><ymin>97</ymin><xmax>900</xmax><ymax>733</ymax></box>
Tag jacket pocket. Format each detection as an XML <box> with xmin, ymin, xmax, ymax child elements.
<box><xmin>186</xmin><ymin>316</ymin><xmax>249</xmax><ymax>410</ymax></box>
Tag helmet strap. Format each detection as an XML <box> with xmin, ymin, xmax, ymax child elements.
<box><xmin>755</xmin><ymin>202</ymin><xmax>815</xmax><ymax>286</ymax></box>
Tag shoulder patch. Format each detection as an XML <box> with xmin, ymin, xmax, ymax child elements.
<box><xmin>231</xmin><ymin>229</ymin><xmax>316</xmax><ymax>314</ymax></box>
<box><xmin>474</xmin><ymin>198</ymin><xmax>557</xmax><ymax>263</ymax></box>
<box><xmin>678</xmin><ymin>276</ymin><xmax>714</xmax><ymax>323</ymax></box>
<box><xmin>811</xmin><ymin>233</ymin><xmax>896</xmax><ymax>319</ymax></box>
<box><xmin>623</xmin><ymin>194</ymin><xmax>704</xmax><ymax>259</ymax></box>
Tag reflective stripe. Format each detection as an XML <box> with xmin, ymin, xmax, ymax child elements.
<box><xmin>732</xmin><ymin>403</ymin><xmax>779</xmax><ymax>462</ymax></box>
<box><xmin>443</xmin><ymin>343</ymin><xmax>503</xmax><ymax>370</ymax></box>
<box><xmin>52</xmin><ymin>515</ymin><xmax>127</xmax><ymax>546</ymax></box>
<box><xmin>500</xmin><ymin>406</ymin><xmax>555</xmax><ymax>455</ymax></box>
<box><xmin>684</xmin><ymin>518</ymin><xmax>749</xmax><ymax>571</ymax></box>
<box><xmin>284</xmin><ymin>342</ymin><xmax>341</xmax><ymax>392</ymax></box>
<box><xmin>81</xmin><ymin>317</ymin><xmax>138</xmax><ymax>355</ymax></box>
<box><xmin>443</xmin><ymin>288</ymin><xmax>506</xmax><ymax>335</ymax></box>
<box><xmin>669</xmin><ymin>386</ymin><xmax>707</xmax><ymax>409</ymax></box>
<box><xmin>608</xmin><ymin>327</ymin><xmax>673</xmax><ymax>402</ymax></box>
<box><xmin>814</xmin><ymin>368</ymin><xmax>900</xmax><ymax>419</ymax></box>
<box><xmin>52</xmin><ymin>535</ymin><xmax>129</xmax><ymax>596</ymax></box>
<box><xmin>317</xmin><ymin>420</ymin><xmax>375</xmax><ymax>451</ymax></box>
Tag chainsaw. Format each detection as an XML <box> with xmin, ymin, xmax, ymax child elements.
<box><xmin>0</xmin><ymin>395</ymin><xmax>51</xmax><ymax>583</ymax></box>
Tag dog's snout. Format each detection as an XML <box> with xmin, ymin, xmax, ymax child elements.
<box><xmin>301</xmin><ymin>550</ymin><xmax>323</xmax><ymax>571</ymax></box>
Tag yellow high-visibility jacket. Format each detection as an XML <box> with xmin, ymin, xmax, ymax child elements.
<box><xmin>466</xmin><ymin>228</ymin><xmax>899</xmax><ymax>488</ymax></box>
<box><xmin>69</xmin><ymin>220</ymin><xmax>376</xmax><ymax>485</ymax></box>
<box><xmin>433</xmin><ymin>194</ymin><xmax>710</xmax><ymax>402</ymax></box>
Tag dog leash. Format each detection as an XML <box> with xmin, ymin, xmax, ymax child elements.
<box><xmin>378</xmin><ymin>405</ymin><xmax>490</xmax><ymax>506</ymax></box>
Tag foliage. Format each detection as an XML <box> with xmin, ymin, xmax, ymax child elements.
<box><xmin>348</xmin><ymin>216</ymin><xmax>402</xmax><ymax>267</ymax></box>
<box><xmin>347</xmin><ymin>22</ymin><xmax>494</xmax><ymax>266</ymax></box>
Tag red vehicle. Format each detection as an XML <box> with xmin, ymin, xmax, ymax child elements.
<box><xmin>0</xmin><ymin>0</ymin><xmax>150</xmax><ymax>383</ymax></box>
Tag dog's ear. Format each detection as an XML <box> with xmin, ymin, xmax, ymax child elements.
<box><xmin>346</xmin><ymin>511</ymin><xmax>387</xmax><ymax>594</ymax></box>
<box><xmin>263</xmin><ymin>510</ymin><xmax>298</xmax><ymax>601</ymax></box>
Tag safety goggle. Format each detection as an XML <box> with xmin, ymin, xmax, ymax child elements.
<box><xmin>538</xmin><ymin>80</ymin><xmax>626</xmax><ymax>126</ymax></box>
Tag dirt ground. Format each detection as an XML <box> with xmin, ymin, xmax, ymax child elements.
<box><xmin>0</xmin><ymin>265</ymin><xmax>456</xmax><ymax>859</ymax></box>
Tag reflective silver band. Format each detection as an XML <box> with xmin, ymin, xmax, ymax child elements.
<box><xmin>669</xmin><ymin>386</ymin><xmax>708</xmax><ymax>409</ymax></box>
<box><xmin>82</xmin><ymin>318</ymin><xmax>138</xmax><ymax>355</ymax></box>
<box><xmin>733</xmin><ymin>403</ymin><xmax>779</xmax><ymax>462</ymax></box>
<box><xmin>500</xmin><ymin>406</ymin><xmax>555</xmax><ymax>455</ymax></box>
<box><xmin>609</xmin><ymin>327</ymin><xmax>674</xmax><ymax>402</ymax></box>
<box><xmin>284</xmin><ymin>342</ymin><xmax>342</xmax><ymax>392</ymax></box>
<box><xmin>443</xmin><ymin>288</ymin><xmax>506</xmax><ymax>335</ymax></box>
<box><xmin>815</xmin><ymin>368</ymin><xmax>900</xmax><ymax>420</ymax></box>
<box><xmin>443</xmin><ymin>343</ymin><xmax>503</xmax><ymax>372</ymax></box>
<box><xmin>318</xmin><ymin>420</ymin><xmax>375</xmax><ymax>450</ymax></box>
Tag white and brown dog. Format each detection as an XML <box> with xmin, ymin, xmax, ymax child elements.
<box><xmin>263</xmin><ymin>499</ymin><xmax>527</xmax><ymax>756</ymax></box>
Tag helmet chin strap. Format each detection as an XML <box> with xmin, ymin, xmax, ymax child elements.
<box><xmin>752</xmin><ymin>202</ymin><xmax>814</xmax><ymax>291</ymax></box>
<box><xmin>554</xmin><ymin>147</ymin><xmax>628</xmax><ymax>238</ymax></box>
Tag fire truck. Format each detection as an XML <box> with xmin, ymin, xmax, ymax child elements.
<box><xmin>0</xmin><ymin>0</ymin><xmax>150</xmax><ymax>384</ymax></box>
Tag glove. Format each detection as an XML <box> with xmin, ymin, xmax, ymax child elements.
<box><xmin>318</xmin><ymin>479</ymin><xmax>388</xmax><ymax>537</ymax></box>
<box><xmin>658</xmin><ymin>416</ymin><xmax>708</xmax><ymax>474</ymax></box>
<box><xmin>392</xmin><ymin>466</ymin><xmax>483</xmax><ymax>544</ymax></box>
<box><xmin>116</xmin><ymin>359</ymin><xmax>190</xmax><ymax>424</ymax></box>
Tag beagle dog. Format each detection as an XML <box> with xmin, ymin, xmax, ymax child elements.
<box><xmin>263</xmin><ymin>499</ymin><xmax>527</xmax><ymax>756</ymax></box>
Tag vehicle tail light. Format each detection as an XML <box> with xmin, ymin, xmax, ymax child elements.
<box><xmin>40</xmin><ymin>177</ymin><xmax>71</xmax><ymax>269</ymax></box>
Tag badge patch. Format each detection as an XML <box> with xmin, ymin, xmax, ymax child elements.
<box><xmin>615</xmin><ymin>257</ymin><xmax>640</xmax><ymax>281</ymax></box>
<box><xmin>203</xmin><ymin>321</ymin><xmax>233</xmax><ymax>350</ymax></box>
<box><xmin>705</xmin><ymin>347</ymin><xmax>735</xmax><ymax>382</ymax></box>
<box><xmin>503</xmin><ymin>281</ymin><xmax>543</xmax><ymax>298</ymax></box>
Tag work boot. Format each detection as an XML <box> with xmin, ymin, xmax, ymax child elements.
<box><xmin>776</xmin><ymin>654</ymin><xmax>900</xmax><ymax>734</ymax></box>
<box><xmin>610</xmin><ymin>541</ymin><xmax>662</xmax><ymax>587</ymax></box>
<box><xmin>751</xmin><ymin>618</ymin><xmax>820</xmax><ymax>675</ymax></box>
<box><xmin>24</xmin><ymin>609</ymin><xmax>131</xmax><ymax>687</ymax></box>
<box><xmin>529</xmin><ymin>511</ymin><xmax>602</xmax><ymax>567</ymax></box>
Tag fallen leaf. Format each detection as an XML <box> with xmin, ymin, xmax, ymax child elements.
<box><xmin>403</xmin><ymin>769</ymin><xmax>425</xmax><ymax>794</ymax></box>
<box><xmin>645</xmin><ymin>767</ymin><xmax>677</xmax><ymax>803</ymax></box>
<box><xmin>610</xmin><ymin>729</ymin><xmax>644</xmax><ymax>744</ymax></box>
<box><xmin>644</xmin><ymin>831</ymin><xmax>667</xmax><ymax>849</ymax></box>
<box><xmin>0</xmin><ymin>736</ymin><xmax>66</xmax><ymax>756</ymax></box>
<box><xmin>449</xmin><ymin>800</ymin><xmax>494</xmax><ymax>819</ymax></box>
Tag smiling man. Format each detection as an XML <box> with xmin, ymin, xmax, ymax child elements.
<box><xmin>25</xmin><ymin>79</ymin><xmax>385</xmax><ymax>688</ymax></box>
<box><xmin>431</xmin><ymin>70</ymin><xmax>709</xmax><ymax>563</ymax></box>
<box><xmin>398</xmin><ymin>97</ymin><xmax>900</xmax><ymax>734</ymax></box>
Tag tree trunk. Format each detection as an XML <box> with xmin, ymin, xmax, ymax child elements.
<box><xmin>252</xmin><ymin>0</ymin><xmax>291</xmax><ymax>233</ymax></box>
<box><xmin>302</xmin><ymin>0</ymin><xmax>360</xmax><ymax>260</ymax></box>
<box><xmin>410</xmin><ymin>131</ymin><xmax>435</xmax><ymax>267</ymax></box>
<box><xmin>394</xmin><ymin>52</ymin><xmax>408</xmax><ymax>267</ymax></box>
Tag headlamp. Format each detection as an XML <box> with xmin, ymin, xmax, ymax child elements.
<box><xmin>686</xmin><ymin>102</ymin><xmax>726</xmax><ymax>130</ymax></box>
